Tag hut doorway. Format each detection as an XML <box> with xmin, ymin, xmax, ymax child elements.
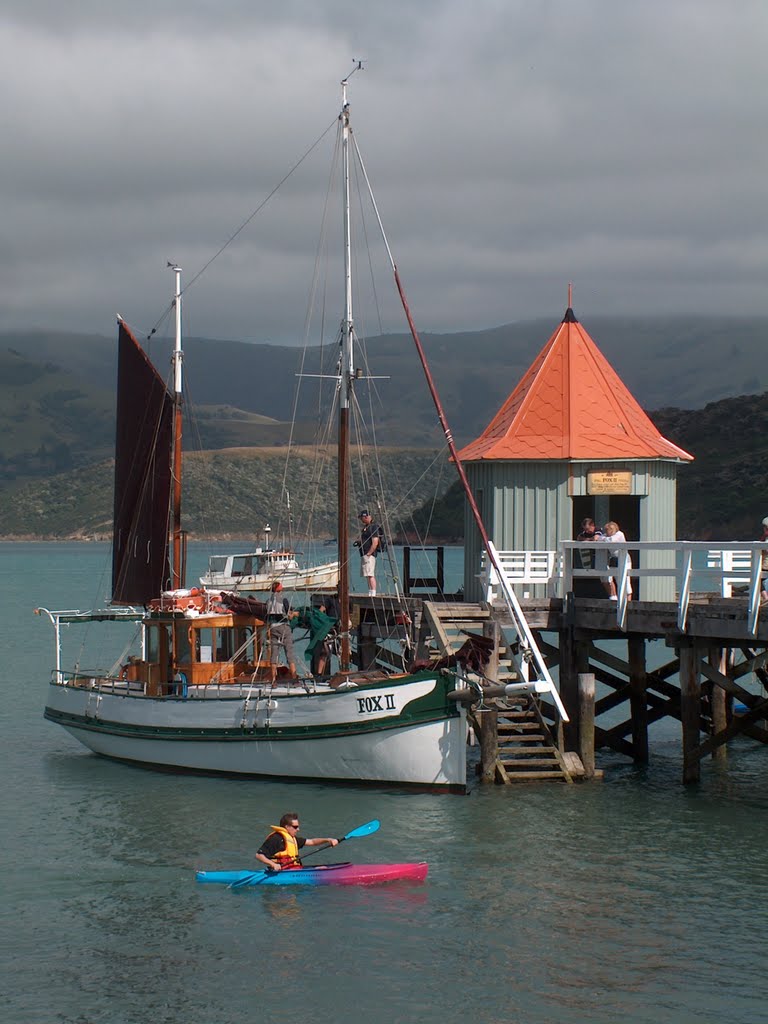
<box><xmin>572</xmin><ymin>495</ymin><xmax>642</xmax><ymax>598</ymax></box>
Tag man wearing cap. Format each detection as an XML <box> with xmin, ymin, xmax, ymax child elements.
<box><xmin>357</xmin><ymin>509</ymin><xmax>382</xmax><ymax>597</ymax></box>
<box><xmin>265</xmin><ymin>580</ymin><xmax>298</xmax><ymax>682</ymax></box>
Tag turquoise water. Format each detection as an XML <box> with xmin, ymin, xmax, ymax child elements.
<box><xmin>3</xmin><ymin>542</ymin><xmax>768</xmax><ymax>1024</ymax></box>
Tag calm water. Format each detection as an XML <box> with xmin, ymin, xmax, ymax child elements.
<box><xmin>3</xmin><ymin>542</ymin><xmax>768</xmax><ymax>1024</ymax></box>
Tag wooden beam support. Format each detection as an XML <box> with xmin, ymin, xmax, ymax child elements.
<box><xmin>482</xmin><ymin>616</ymin><xmax>501</xmax><ymax>683</ymax></box>
<box><xmin>734</xmin><ymin>648</ymin><xmax>768</xmax><ymax>678</ymax></box>
<box><xmin>421</xmin><ymin>601</ymin><xmax>452</xmax><ymax>656</ymax></box>
<box><xmin>594</xmin><ymin>725</ymin><xmax>634</xmax><ymax>758</ymax></box>
<box><xmin>479</xmin><ymin>707</ymin><xmax>499</xmax><ymax>784</ymax></box>
<box><xmin>578</xmin><ymin>673</ymin><xmax>596</xmax><ymax>779</ymax></box>
<box><xmin>691</xmin><ymin>696</ymin><xmax>768</xmax><ymax>760</ymax></box>
<box><xmin>629</xmin><ymin>635</ymin><xmax>649</xmax><ymax>764</ymax></box>
<box><xmin>708</xmin><ymin>647</ymin><xmax>729</xmax><ymax>762</ymax></box>
<box><xmin>699</xmin><ymin>658</ymin><xmax>767</xmax><ymax>709</ymax></box>
<box><xmin>680</xmin><ymin>643</ymin><xmax>702</xmax><ymax>785</ymax></box>
<box><xmin>558</xmin><ymin>626</ymin><xmax>584</xmax><ymax>752</ymax></box>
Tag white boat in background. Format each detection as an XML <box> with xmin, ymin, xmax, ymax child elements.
<box><xmin>201</xmin><ymin>526</ymin><xmax>339</xmax><ymax>593</ymax></box>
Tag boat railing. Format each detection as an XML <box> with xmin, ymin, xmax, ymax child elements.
<box><xmin>53</xmin><ymin>669</ymin><xmax>145</xmax><ymax>693</ymax></box>
<box><xmin>482</xmin><ymin>541</ymin><xmax>766</xmax><ymax>636</ymax></box>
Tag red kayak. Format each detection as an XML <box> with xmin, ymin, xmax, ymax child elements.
<box><xmin>196</xmin><ymin>862</ymin><xmax>428</xmax><ymax>887</ymax></box>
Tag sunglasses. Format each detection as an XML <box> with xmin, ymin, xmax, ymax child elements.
<box><xmin>289</xmin><ymin>823</ymin><xmax>300</xmax><ymax>829</ymax></box>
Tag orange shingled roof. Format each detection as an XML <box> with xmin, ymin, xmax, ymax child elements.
<box><xmin>457</xmin><ymin>308</ymin><xmax>694</xmax><ymax>462</ymax></box>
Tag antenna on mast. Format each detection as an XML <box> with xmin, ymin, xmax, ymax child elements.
<box><xmin>342</xmin><ymin>59</ymin><xmax>366</xmax><ymax>83</ymax></box>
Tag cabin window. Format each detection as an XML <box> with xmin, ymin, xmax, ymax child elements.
<box><xmin>175</xmin><ymin>624</ymin><xmax>192</xmax><ymax>663</ymax></box>
<box><xmin>217</xmin><ymin>628</ymin><xmax>235</xmax><ymax>662</ymax></box>
<box><xmin>195</xmin><ymin>627</ymin><xmax>214</xmax><ymax>663</ymax></box>
<box><xmin>147</xmin><ymin>625</ymin><xmax>165</xmax><ymax>663</ymax></box>
<box><xmin>236</xmin><ymin>627</ymin><xmax>257</xmax><ymax>663</ymax></box>
<box><xmin>208</xmin><ymin>556</ymin><xmax>227</xmax><ymax>572</ymax></box>
<box><xmin>231</xmin><ymin>556</ymin><xmax>253</xmax><ymax>576</ymax></box>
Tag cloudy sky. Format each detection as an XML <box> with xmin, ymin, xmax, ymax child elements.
<box><xmin>1</xmin><ymin>0</ymin><xmax>765</xmax><ymax>344</ymax></box>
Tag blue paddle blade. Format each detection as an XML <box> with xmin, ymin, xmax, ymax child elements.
<box><xmin>343</xmin><ymin>819</ymin><xmax>380</xmax><ymax>841</ymax></box>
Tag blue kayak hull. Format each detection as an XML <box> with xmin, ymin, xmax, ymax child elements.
<box><xmin>196</xmin><ymin>862</ymin><xmax>428</xmax><ymax>886</ymax></box>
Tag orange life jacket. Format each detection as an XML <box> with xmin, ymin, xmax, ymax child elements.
<box><xmin>268</xmin><ymin>825</ymin><xmax>301</xmax><ymax>867</ymax></box>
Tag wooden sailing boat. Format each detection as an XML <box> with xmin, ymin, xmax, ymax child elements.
<box><xmin>40</xmin><ymin>78</ymin><xmax>472</xmax><ymax>790</ymax></box>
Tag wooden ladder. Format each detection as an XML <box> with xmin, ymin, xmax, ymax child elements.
<box><xmin>421</xmin><ymin>601</ymin><xmax>575</xmax><ymax>783</ymax></box>
<box><xmin>483</xmin><ymin>694</ymin><xmax>573</xmax><ymax>784</ymax></box>
<box><xmin>419</xmin><ymin>602</ymin><xmax>518</xmax><ymax>682</ymax></box>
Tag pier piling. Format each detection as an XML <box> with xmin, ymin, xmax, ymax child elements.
<box><xmin>578</xmin><ymin>672</ymin><xmax>595</xmax><ymax>779</ymax></box>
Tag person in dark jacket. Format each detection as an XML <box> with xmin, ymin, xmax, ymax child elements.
<box><xmin>296</xmin><ymin>601</ymin><xmax>338</xmax><ymax>675</ymax></box>
<box><xmin>357</xmin><ymin>509</ymin><xmax>383</xmax><ymax>596</ymax></box>
<box><xmin>256</xmin><ymin>812</ymin><xmax>339</xmax><ymax>872</ymax></box>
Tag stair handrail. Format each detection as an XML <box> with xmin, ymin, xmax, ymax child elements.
<box><xmin>487</xmin><ymin>541</ymin><xmax>569</xmax><ymax>722</ymax></box>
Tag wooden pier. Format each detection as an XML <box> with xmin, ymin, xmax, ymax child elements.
<box><xmin>349</xmin><ymin>586</ymin><xmax>768</xmax><ymax>787</ymax></box>
<box><xmin>527</xmin><ymin>593</ymin><xmax>768</xmax><ymax>785</ymax></box>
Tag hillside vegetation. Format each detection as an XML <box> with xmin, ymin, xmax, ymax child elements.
<box><xmin>1</xmin><ymin>315</ymin><xmax>766</xmax><ymax>539</ymax></box>
<box><xmin>2</xmin><ymin>315</ymin><xmax>766</xmax><ymax>463</ymax></box>
<box><xmin>406</xmin><ymin>393</ymin><xmax>768</xmax><ymax>542</ymax></box>
<box><xmin>0</xmin><ymin>447</ymin><xmax>447</xmax><ymax>540</ymax></box>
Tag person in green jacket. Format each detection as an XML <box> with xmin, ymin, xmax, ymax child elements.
<box><xmin>297</xmin><ymin>600</ymin><xmax>338</xmax><ymax>676</ymax></box>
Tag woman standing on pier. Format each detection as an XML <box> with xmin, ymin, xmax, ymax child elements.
<box><xmin>602</xmin><ymin>521</ymin><xmax>633</xmax><ymax>600</ymax></box>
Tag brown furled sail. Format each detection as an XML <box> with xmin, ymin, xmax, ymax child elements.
<box><xmin>111</xmin><ymin>319</ymin><xmax>173</xmax><ymax>605</ymax></box>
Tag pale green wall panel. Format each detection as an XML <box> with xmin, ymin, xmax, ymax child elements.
<box><xmin>463</xmin><ymin>458</ymin><xmax>684</xmax><ymax>602</ymax></box>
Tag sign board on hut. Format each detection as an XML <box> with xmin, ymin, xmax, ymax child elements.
<box><xmin>587</xmin><ymin>470</ymin><xmax>633</xmax><ymax>495</ymax></box>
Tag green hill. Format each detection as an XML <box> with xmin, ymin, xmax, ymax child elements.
<box><xmin>1</xmin><ymin>314</ymin><xmax>766</xmax><ymax>467</ymax></box>
<box><xmin>0</xmin><ymin>446</ymin><xmax>448</xmax><ymax>540</ymax></box>
<box><xmin>1</xmin><ymin>315</ymin><xmax>767</xmax><ymax>540</ymax></box>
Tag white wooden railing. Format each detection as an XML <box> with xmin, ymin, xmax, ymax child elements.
<box><xmin>480</xmin><ymin>542</ymin><xmax>767</xmax><ymax>637</ymax></box>
<box><xmin>706</xmin><ymin>549</ymin><xmax>752</xmax><ymax>597</ymax></box>
<box><xmin>484</xmin><ymin>542</ymin><xmax>569</xmax><ymax>721</ymax></box>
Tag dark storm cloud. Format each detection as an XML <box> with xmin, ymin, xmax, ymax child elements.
<box><xmin>0</xmin><ymin>0</ymin><xmax>765</xmax><ymax>341</ymax></box>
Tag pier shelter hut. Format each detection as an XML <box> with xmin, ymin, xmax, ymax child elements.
<box><xmin>457</xmin><ymin>306</ymin><xmax>693</xmax><ymax>601</ymax></box>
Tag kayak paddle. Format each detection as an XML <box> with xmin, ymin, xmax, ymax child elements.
<box><xmin>229</xmin><ymin>818</ymin><xmax>381</xmax><ymax>890</ymax></box>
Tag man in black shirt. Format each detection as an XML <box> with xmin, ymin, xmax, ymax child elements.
<box><xmin>576</xmin><ymin>517</ymin><xmax>604</xmax><ymax>569</ymax></box>
<box><xmin>256</xmin><ymin>812</ymin><xmax>339</xmax><ymax>872</ymax></box>
<box><xmin>357</xmin><ymin>509</ymin><xmax>382</xmax><ymax>597</ymax></box>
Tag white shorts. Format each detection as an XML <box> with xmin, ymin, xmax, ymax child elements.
<box><xmin>360</xmin><ymin>555</ymin><xmax>377</xmax><ymax>578</ymax></box>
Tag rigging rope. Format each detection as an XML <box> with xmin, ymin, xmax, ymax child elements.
<box><xmin>144</xmin><ymin>118</ymin><xmax>339</xmax><ymax>343</ymax></box>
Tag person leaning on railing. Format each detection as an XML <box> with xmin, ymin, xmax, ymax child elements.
<box><xmin>576</xmin><ymin>517</ymin><xmax>603</xmax><ymax>569</ymax></box>
<box><xmin>760</xmin><ymin>517</ymin><xmax>768</xmax><ymax>605</ymax></box>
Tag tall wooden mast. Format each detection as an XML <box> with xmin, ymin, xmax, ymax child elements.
<box><xmin>337</xmin><ymin>76</ymin><xmax>354</xmax><ymax>672</ymax></box>
<box><xmin>170</xmin><ymin>264</ymin><xmax>184</xmax><ymax>589</ymax></box>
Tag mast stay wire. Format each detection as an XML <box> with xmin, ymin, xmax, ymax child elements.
<box><xmin>275</xmin><ymin>122</ymin><xmax>343</xmax><ymax>545</ymax></box>
<box><xmin>345</xmin><ymin>135</ymin><xmax>434</xmax><ymax>605</ymax></box>
<box><xmin>143</xmin><ymin>117</ymin><xmax>339</xmax><ymax>343</ymax></box>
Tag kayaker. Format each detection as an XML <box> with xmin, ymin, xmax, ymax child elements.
<box><xmin>256</xmin><ymin>813</ymin><xmax>339</xmax><ymax>872</ymax></box>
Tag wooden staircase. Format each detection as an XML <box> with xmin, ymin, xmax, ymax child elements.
<box><xmin>419</xmin><ymin>602</ymin><xmax>518</xmax><ymax>683</ymax></box>
<box><xmin>420</xmin><ymin>601</ymin><xmax>575</xmax><ymax>784</ymax></box>
<box><xmin>488</xmin><ymin>694</ymin><xmax>573</xmax><ymax>784</ymax></box>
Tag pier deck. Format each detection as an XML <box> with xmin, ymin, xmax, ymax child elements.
<box><xmin>350</xmin><ymin>590</ymin><xmax>768</xmax><ymax>786</ymax></box>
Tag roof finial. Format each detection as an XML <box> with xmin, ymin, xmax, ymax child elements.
<box><xmin>562</xmin><ymin>281</ymin><xmax>578</xmax><ymax>323</ymax></box>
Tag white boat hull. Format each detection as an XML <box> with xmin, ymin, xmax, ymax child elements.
<box><xmin>201</xmin><ymin>560</ymin><xmax>340</xmax><ymax>592</ymax></box>
<box><xmin>44</xmin><ymin>675</ymin><xmax>467</xmax><ymax>790</ymax></box>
